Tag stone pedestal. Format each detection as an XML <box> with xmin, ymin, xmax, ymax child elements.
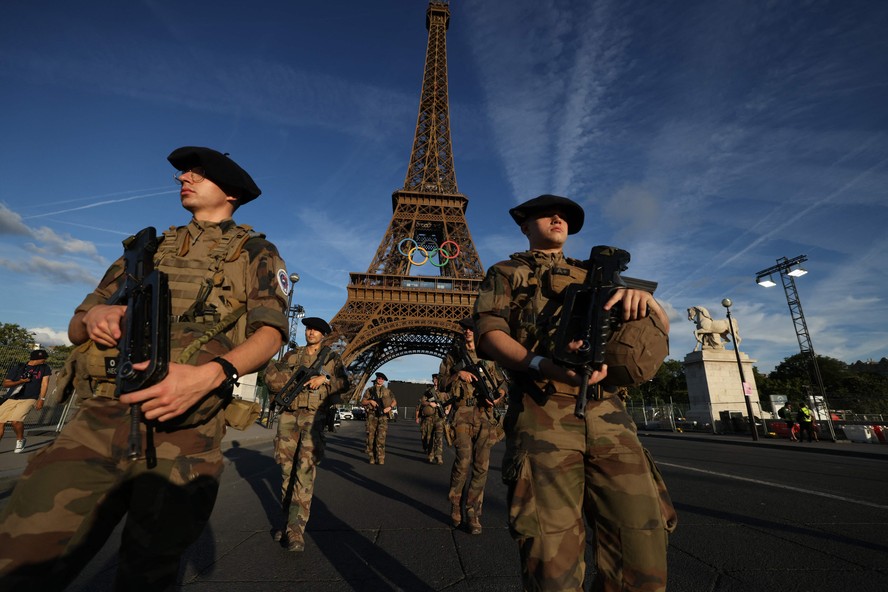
<box><xmin>683</xmin><ymin>349</ymin><xmax>763</xmax><ymax>434</ymax></box>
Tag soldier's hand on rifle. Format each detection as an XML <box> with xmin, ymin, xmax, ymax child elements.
<box><xmin>77</xmin><ymin>304</ymin><xmax>128</xmax><ymax>347</ymax></box>
<box><xmin>605</xmin><ymin>289</ymin><xmax>669</xmax><ymax>331</ymax></box>
<box><xmin>119</xmin><ymin>361</ymin><xmax>220</xmax><ymax>422</ymax></box>
<box><xmin>458</xmin><ymin>370</ymin><xmax>476</xmax><ymax>383</ymax></box>
<box><xmin>306</xmin><ymin>375</ymin><xmax>326</xmax><ymax>390</ymax></box>
<box><xmin>565</xmin><ymin>365</ymin><xmax>608</xmax><ymax>388</ymax></box>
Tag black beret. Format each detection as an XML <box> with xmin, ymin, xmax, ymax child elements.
<box><xmin>167</xmin><ymin>146</ymin><xmax>261</xmax><ymax>204</ymax></box>
<box><xmin>374</xmin><ymin>372</ymin><xmax>388</xmax><ymax>381</ymax></box>
<box><xmin>30</xmin><ymin>349</ymin><xmax>48</xmax><ymax>361</ymax></box>
<box><xmin>508</xmin><ymin>194</ymin><xmax>584</xmax><ymax>234</ymax></box>
<box><xmin>432</xmin><ymin>373</ymin><xmax>439</xmax><ymax>379</ymax></box>
<box><xmin>301</xmin><ymin>317</ymin><xmax>332</xmax><ymax>335</ymax></box>
<box><xmin>458</xmin><ymin>316</ymin><xmax>475</xmax><ymax>330</ymax></box>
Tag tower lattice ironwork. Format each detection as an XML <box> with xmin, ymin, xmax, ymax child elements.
<box><xmin>328</xmin><ymin>0</ymin><xmax>484</xmax><ymax>400</ymax></box>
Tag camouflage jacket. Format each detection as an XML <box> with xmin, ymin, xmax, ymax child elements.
<box><xmin>473</xmin><ymin>250</ymin><xmax>587</xmax><ymax>396</ymax></box>
<box><xmin>264</xmin><ymin>346</ymin><xmax>350</xmax><ymax>412</ymax></box>
<box><xmin>70</xmin><ymin>217</ymin><xmax>289</xmax><ymax>425</ymax></box>
<box><xmin>417</xmin><ymin>386</ymin><xmax>445</xmax><ymax>418</ymax></box>
<box><xmin>438</xmin><ymin>347</ymin><xmax>506</xmax><ymax>407</ymax></box>
<box><xmin>361</xmin><ymin>385</ymin><xmax>395</xmax><ymax>417</ymax></box>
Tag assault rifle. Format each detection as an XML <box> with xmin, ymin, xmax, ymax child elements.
<box><xmin>421</xmin><ymin>390</ymin><xmax>446</xmax><ymax>419</ymax></box>
<box><xmin>367</xmin><ymin>391</ymin><xmax>391</xmax><ymax>418</ymax></box>
<box><xmin>455</xmin><ymin>340</ymin><xmax>498</xmax><ymax>406</ymax></box>
<box><xmin>551</xmin><ymin>245</ymin><xmax>656</xmax><ymax>419</ymax></box>
<box><xmin>107</xmin><ymin>227</ymin><xmax>170</xmax><ymax>468</ymax></box>
<box><xmin>266</xmin><ymin>346</ymin><xmax>332</xmax><ymax>428</ymax></box>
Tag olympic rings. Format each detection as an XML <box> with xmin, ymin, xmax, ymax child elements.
<box><xmin>398</xmin><ymin>238</ymin><xmax>460</xmax><ymax>267</ymax></box>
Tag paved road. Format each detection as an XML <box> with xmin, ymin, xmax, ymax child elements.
<box><xmin>2</xmin><ymin>420</ymin><xmax>887</xmax><ymax>591</ymax></box>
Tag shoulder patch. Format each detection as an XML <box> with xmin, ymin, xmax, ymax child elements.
<box><xmin>277</xmin><ymin>269</ymin><xmax>291</xmax><ymax>296</ymax></box>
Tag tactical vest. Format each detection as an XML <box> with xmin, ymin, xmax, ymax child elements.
<box><xmin>420</xmin><ymin>390</ymin><xmax>440</xmax><ymax>417</ymax></box>
<box><xmin>365</xmin><ymin>386</ymin><xmax>394</xmax><ymax>416</ymax></box>
<box><xmin>506</xmin><ymin>251</ymin><xmax>588</xmax><ymax>356</ymax></box>
<box><xmin>503</xmin><ymin>250</ymin><xmax>668</xmax><ymax>392</ymax></box>
<box><xmin>75</xmin><ymin>222</ymin><xmax>261</xmax><ymax>428</ymax></box>
<box><xmin>283</xmin><ymin>346</ymin><xmax>330</xmax><ymax>412</ymax></box>
<box><xmin>452</xmin><ymin>350</ymin><xmax>502</xmax><ymax>406</ymax></box>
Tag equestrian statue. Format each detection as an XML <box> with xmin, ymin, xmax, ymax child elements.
<box><xmin>687</xmin><ymin>305</ymin><xmax>741</xmax><ymax>352</ymax></box>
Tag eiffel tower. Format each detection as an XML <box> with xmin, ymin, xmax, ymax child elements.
<box><xmin>328</xmin><ymin>0</ymin><xmax>484</xmax><ymax>399</ymax></box>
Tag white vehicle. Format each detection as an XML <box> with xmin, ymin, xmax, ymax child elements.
<box><xmin>338</xmin><ymin>408</ymin><xmax>353</xmax><ymax>420</ymax></box>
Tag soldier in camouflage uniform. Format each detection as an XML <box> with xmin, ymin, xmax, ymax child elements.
<box><xmin>263</xmin><ymin>317</ymin><xmax>349</xmax><ymax>552</ymax></box>
<box><xmin>439</xmin><ymin>317</ymin><xmax>507</xmax><ymax>535</ymax></box>
<box><xmin>360</xmin><ymin>372</ymin><xmax>396</xmax><ymax>464</ymax></box>
<box><xmin>473</xmin><ymin>195</ymin><xmax>676</xmax><ymax>591</ymax></box>
<box><xmin>0</xmin><ymin>146</ymin><xmax>289</xmax><ymax>590</ymax></box>
<box><xmin>415</xmin><ymin>373</ymin><xmax>445</xmax><ymax>464</ymax></box>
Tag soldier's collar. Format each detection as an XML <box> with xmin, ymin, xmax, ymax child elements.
<box><xmin>525</xmin><ymin>250</ymin><xmax>565</xmax><ymax>265</ymax></box>
<box><xmin>188</xmin><ymin>217</ymin><xmax>237</xmax><ymax>234</ymax></box>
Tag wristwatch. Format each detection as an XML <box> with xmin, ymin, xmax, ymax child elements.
<box><xmin>211</xmin><ymin>357</ymin><xmax>240</xmax><ymax>390</ymax></box>
<box><xmin>527</xmin><ymin>355</ymin><xmax>546</xmax><ymax>381</ymax></box>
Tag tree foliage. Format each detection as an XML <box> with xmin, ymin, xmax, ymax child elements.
<box><xmin>756</xmin><ymin>353</ymin><xmax>888</xmax><ymax>415</ymax></box>
<box><xmin>0</xmin><ymin>323</ymin><xmax>36</xmax><ymax>348</ymax></box>
<box><xmin>626</xmin><ymin>359</ymin><xmax>688</xmax><ymax>406</ymax></box>
<box><xmin>1</xmin><ymin>322</ymin><xmax>73</xmax><ymax>375</ymax></box>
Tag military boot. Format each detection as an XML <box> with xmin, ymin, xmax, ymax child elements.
<box><xmin>467</xmin><ymin>508</ymin><xmax>482</xmax><ymax>535</ymax></box>
<box><xmin>450</xmin><ymin>503</ymin><xmax>462</xmax><ymax>528</ymax></box>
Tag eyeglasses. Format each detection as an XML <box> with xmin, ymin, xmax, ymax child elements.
<box><xmin>174</xmin><ymin>167</ymin><xmax>207</xmax><ymax>185</ymax></box>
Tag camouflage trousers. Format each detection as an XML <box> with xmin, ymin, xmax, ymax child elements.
<box><xmin>420</xmin><ymin>415</ymin><xmax>444</xmax><ymax>460</ymax></box>
<box><xmin>448</xmin><ymin>406</ymin><xmax>499</xmax><ymax>517</ymax></box>
<box><xmin>275</xmin><ymin>408</ymin><xmax>326</xmax><ymax>536</ymax></box>
<box><xmin>502</xmin><ymin>391</ymin><xmax>677</xmax><ymax>592</ymax></box>
<box><xmin>0</xmin><ymin>397</ymin><xmax>224</xmax><ymax>591</ymax></box>
<box><xmin>365</xmin><ymin>414</ymin><xmax>389</xmax><ymax>462</ymax></box>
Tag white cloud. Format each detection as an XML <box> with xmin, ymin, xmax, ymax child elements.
<box><xmin>0</xmin><ymin>256</ymin><xmax>99</xmax><ymax>285</ymax></box>
<box><xmin>31</xmin><ymin>227</ymin><xmax>104</xmax><ymax>262</ymax></box>
<box><xmin>29</xmin><ymin>326</ymin><xmax>72</xmax><ymax>347</ymax></box>
<box><xmin>0</xmin><ymin>204</ymin><xmax>32</xmax><ymax>235</ymax></box>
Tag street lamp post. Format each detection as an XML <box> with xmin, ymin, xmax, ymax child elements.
<box><xmin>721</xmin><ymin>298</ymin><xmax>758</xmax><ymax>441</ymax></box>
<box><xmin>279</xmin><ymin>273</ymin><xmax>304</xmax><ymax>360</ymax></box>
<box><xmin>755</xmin><ymin>255</ymin><xmax>836</xmax><ymax>441</ymax></box>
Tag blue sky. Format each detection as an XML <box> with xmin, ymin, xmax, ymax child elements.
<box><xmin>1</xmin><ymin>0</ymin><xmax>886</xmax><ymax>383</ymax></box>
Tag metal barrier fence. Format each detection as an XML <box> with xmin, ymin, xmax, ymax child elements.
<box><xmin>1</xmin><ymin>347</ymin><xmax>75</xmax><ymax>433</ymax></box>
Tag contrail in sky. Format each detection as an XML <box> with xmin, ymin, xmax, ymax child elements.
<box><xmin>22</xmin><ymin>190</ymin><xmax>177</xmax><ymax>219</ymax></box>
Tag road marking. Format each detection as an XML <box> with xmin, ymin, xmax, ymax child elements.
<box><xmin>659</xmin><ymin>462</ymin><xmax>888</xmax><ymax>510</ymax></box>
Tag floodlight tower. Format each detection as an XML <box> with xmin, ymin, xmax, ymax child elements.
<box><xmin>755</xmin><ymin>255</ymin><xmax>836</xmax><ymax>441</ymax></box>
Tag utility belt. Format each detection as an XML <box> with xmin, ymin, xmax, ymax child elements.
<box><xmin>514</xmin><ymin>373</ymin><xmax>621</xmax><ymax>402</ymax></box>
<box><xmin>282</xmin><ymin>405</ymin><xmax>315</xmax><ymax>414</ymax></box>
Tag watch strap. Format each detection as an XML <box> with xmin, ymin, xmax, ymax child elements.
<box><xmin>211</xmin><ymin>357</ymin><xmax>240</xmax><ymax>389</ymax></box>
